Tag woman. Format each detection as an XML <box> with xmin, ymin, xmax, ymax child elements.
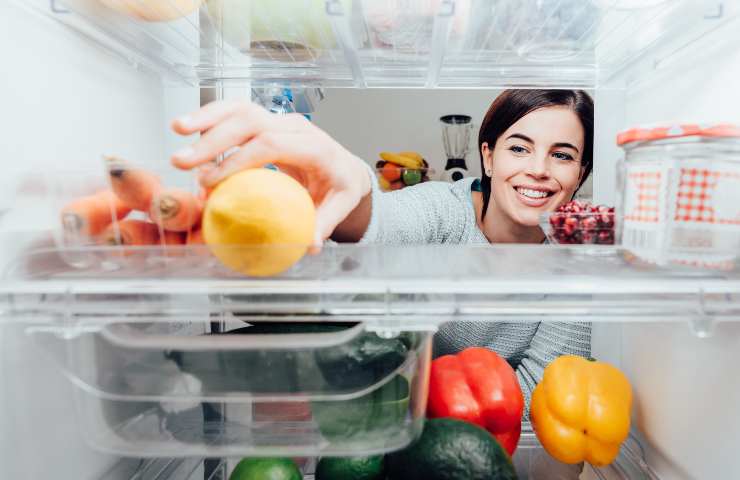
<box><xmin>171</xmin><ymin>89</ymin><xmax>593</xmax><ymax>414</ymax></box>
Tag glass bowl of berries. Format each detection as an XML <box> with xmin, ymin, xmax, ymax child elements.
<box><xmin>540</xmin><ymin>200</ymin><xmax>616</xmax><ymax>245</ymax></box>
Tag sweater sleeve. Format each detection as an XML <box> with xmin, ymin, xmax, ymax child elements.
<box><xmin>359</xmin><ymin>163</ymin><xmax>465</xmax><ymax>244</ymax></box>
<box><xmin>516</xmin><ymin>321</ymin><xmax>592</xmax><ymax>418</ymax></box>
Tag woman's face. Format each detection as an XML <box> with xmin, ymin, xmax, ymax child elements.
<box><xmin>482</xmin><ymin>106</ymin><xmax>585</xmax><ymax>227</ymax></box>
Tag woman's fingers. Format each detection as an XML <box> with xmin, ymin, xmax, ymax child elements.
<box><xmin>172</xmin><ymin>114</ymin><xmax>272</xmax><ymax>170</ymax></box>
<box><xmin>313</xmin><ymin>189</ymin><xmax>359</xmax><ymax>246</ymax></box>
<box><xmin>198</xmin><ymin>132</ymin><xmax>324</xmax><ymax>187</ymax></box>
<box><xmin>171</xmin><ymin>103</ymin><xmax>313</xmax><ymax>170</ymax></box>
<box><xmin>171</xmin><ymin>100</ymin><xmax>259</xmax><ymax>135</ymax></box>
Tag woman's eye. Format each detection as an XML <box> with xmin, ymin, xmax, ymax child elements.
<box><xmin>552</xmin><ymin>151</ymin><xmax>574</xmax><ymax>161</ymax></box>
<box><xmin>509</xmin><ymin>145</ymin><xmax>529</xmax><ymax>154</ymax></box>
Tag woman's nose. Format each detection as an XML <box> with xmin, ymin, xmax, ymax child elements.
<box><xmin>527</xmin><ymin>153</ymin><xmax>551</xmax><ymax>178</ymax></box>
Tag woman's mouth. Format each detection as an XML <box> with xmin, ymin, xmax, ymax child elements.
<box><xmin>513</xmin><ymin>185</ymin><xmax>555</xmax><ymax>207</ymax></box>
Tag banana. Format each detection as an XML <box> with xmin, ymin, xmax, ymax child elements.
<box><xmin>379</xmin><ymin>151</ymin><xmax>423</xmax><ymax>169</ymax></box>
<box><xmin>399</xmin><ymin>151</ymin><xmax>424</xmax><ymax>164</ymax></box>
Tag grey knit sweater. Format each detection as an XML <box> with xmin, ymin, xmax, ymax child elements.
<box><xmin>360</xmin><ymin>172</ymin><xmax>591</xmax><ymax>416</ymax></box>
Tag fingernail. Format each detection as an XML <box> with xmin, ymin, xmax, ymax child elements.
<box><xmin>173</xmin><ymin>146</ymin><xmax>195</xmax><ymax>162</ymax></box>
<box><xmin>177</xmin><ymin>115</ymin><xmax>194</xmax><ymax>128</ymax></box>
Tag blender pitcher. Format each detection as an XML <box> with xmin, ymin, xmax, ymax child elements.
<box><xmin>440</xmin><ymin>115</ymin><xmax>474</xmax><ymax>183</ymax></box>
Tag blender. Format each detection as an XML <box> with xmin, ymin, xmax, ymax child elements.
<box><xmin>440</xmin><ymin>114</ymin><xmax>474</xmax><ymax>183</ymax></box>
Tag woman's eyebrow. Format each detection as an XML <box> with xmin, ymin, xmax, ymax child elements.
<box><xmin>552</xmin><ymin>142</ymin><xmax>579</xmax><ymax>153</ymax></box>
<box><xmin>506</xmin><ymin>134</ymin><xmax>580</xmax><ymax>153</ymax></box>
<box><xmin>505</xmin><ymin>133</ymin><xmax>534</xmax><ymax>144</ymax></box>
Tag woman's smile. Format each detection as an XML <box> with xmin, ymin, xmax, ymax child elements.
<box><xmin>512</xmin><ymin>183</ymin><xmax>557</xmax><ymax>208</ymax></box>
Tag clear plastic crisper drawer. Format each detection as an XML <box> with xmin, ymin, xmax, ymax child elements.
<box><xmin>25</xmin><ymin>318</ymin><xmax>431</xmax><ymax>457</ymax></box>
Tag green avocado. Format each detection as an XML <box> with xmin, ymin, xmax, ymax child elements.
<box><xmin>385</xmin><ymin>418</ymin><xmax>518</xmax><ymax>480</ymax></box>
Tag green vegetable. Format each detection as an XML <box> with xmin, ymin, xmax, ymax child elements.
<box><xmin>385</xmin><ymin>418</ymin><xmax>518</xmax><ymax>480</ymax></box>
<box><xmin>169</xmin><ymin>322</ymin><xmax>408</xmax><ymax>393</ymax></box>
<box><xmin>313</xmin><ymin>375</ymin><xmax>410</xmax><ymax>442</ymax></box>
<box><xmin>315</xmin><ymin>455</ymin><xmax>385</xmax><ymax>480</ymax></box>
<box><xmin>314</xmin><ymin>329</ymin><xmax>411</xmax><ymax>390</ymax></box>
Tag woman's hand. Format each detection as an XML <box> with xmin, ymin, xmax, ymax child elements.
<box><xmin>170</xmin><ymin>100</ymin><xmax>372</xmax><ymax>246</ymax></box>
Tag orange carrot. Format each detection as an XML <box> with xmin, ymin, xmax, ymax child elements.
<box><xmin>61</xmin><ymin>190</ymin><xmax>131</xmax><ymax>237</ymax></box>
<box><xmin>105</xmin><ymin>155</ymin><xmax>161</xmax><ymax>211</ymax></box>
<box><xmin>149</xmin><ymin>188</ymin><xmax>203</xmax><ymax>232</ymax></box>
<box><xmin>186</xmin><ymin>228</ymin><xmax>204</xmax><ymax>245</ymax></box>
<box><xmin>100</xmin><ymin>219</ymin><xmax>159</xmax><ymax>246</ymax></box>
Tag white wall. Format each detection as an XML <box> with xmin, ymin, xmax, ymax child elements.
<box><xmin>0</xmin><ymin>2</ymin><xmax>171</xmax><ymax>478</ymax></box>
<box><xmin>617</xmin><ymin>38</ymin><xmax>740</xmax><ymax>480</ymax></box>
<box><xmin>312</xmin><ymin>89</ymin><xmax>498</xmax><ymax>178</ymax></box>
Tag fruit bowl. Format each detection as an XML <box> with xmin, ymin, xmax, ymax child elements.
<box><xmin>540</xmin><ymin>201</ymin><xmax>615</xmax><ymax>245</ymax></box>
<box><xmin>375</xmin><ymin>161</ymin><xmax>433</xmax><ymax>192</ymax></box>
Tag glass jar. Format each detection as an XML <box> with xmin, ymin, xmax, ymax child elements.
<box><xmin>617</xmin><ymin>123</ymin><xmax>740</xmax><ymax>269</ymax></box>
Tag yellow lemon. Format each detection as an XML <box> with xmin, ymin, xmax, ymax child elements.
<box><xmin>203</xmin><ymin>169</ymin><xmax>316</xmax><ymax>277</ymax></box>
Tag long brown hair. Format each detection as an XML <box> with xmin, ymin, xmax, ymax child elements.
<box><xmin>479</xmin><ymin>89</ymin><xmax>594</xmax><ymax>219</ymax></box>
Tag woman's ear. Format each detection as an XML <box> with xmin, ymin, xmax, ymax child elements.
<box><xmin>481</xmin><ymin>142</ymin><xmax>494</xmax><ymax>177</ymax></box>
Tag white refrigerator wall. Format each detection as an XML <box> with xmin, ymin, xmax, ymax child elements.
<box><xmin>0</xmin><ymin>2</ymin><xmax>170</xmax><ymax>478</ymax></box>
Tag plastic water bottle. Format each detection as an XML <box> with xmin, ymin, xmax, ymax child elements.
<box><xmin>269</xmin><ymin>88</ymin><xmax>296</xmax><ymax>115</ymax></box>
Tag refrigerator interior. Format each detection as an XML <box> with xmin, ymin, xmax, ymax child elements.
<box><xmin>2</xmin><ymin>0</ymin><xmax>740</xmax><ymax>479</ymax></box>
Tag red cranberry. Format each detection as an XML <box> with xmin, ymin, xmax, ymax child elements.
<box><xmin>553</xmin><ymin>201</ymin><xmax>616</xmax><ymax>244</ymax></box>
<box><xmin>599</xmin><ymin>213</ymin><xmax>615</xmax><ymax>228</ymax></box>
<box><xmin>597</xmin><ymin>231</ymin><xmax>615</xmax><ymax>244</ymax></box>
<box><xmin>581</xmin><ymin>216</ymin><xmax>598</xmax><ymax>231</ymax></box>
<box><xmin>550</xmin><ymin>214</ymin><xmax>565</xmax><ymax>227</ymax></box>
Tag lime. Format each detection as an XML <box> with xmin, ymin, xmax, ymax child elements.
<box><xmin>228</xmin><ymin>458</ymin><xmax>302</xmax><ymax>480</ymax></box>
<box><xmin>401</xmin><ymin>169</ymin><xmax>422</xmax><ymax>186</ymax></box>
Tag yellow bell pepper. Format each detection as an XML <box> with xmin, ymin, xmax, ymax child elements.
<box><xmin>530</xmin><ymin>355</ymin><xmax>633</xmax><ymax>466</ymax></box>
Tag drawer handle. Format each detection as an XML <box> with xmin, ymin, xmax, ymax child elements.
<box><xmin>98</xmin><ymin>322</ymin><xmax>368</xmax><ymax>351</ymax></box>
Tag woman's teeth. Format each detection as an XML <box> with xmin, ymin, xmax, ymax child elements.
<box><xmin>516</xmin><ymin>187</ymin><xmax>551</xmax><ymax>199</ymax></box>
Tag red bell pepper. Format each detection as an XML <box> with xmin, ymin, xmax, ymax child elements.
<box><xmin>427</xmin><ymin>347</ymin><xmax>524</xmax><ymax>456</ymax></box>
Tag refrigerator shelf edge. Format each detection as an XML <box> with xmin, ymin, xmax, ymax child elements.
<box><xmin>2</xmin><ymin>245</ymin><xmax>740</xmax><ymax>328</ymax></box>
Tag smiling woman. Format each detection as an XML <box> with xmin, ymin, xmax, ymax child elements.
<box><xmin>477</xmin><ymin>90</ymin><xmax>593</xmax><ymax>243</ymax></box>
<box><xmin>170</xmin><ymin>89</ymin><xmax>594</xmax><ymax>415</ymax></box>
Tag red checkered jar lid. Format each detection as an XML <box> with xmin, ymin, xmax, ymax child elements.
<box><xmin>617</xmin><ymin>123</ymin><xmax>740</xmax><ymax>147</ymax></box>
